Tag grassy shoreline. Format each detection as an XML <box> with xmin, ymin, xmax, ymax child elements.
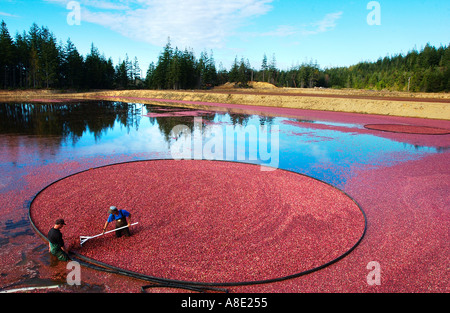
<box><xmin>0</xmin><ymin>88</ymin><xmax>449</xmax><ymax>120</ymax></box>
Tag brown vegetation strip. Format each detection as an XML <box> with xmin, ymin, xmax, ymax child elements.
<box><xmin>199</xmin><ymin>90</ymin><xmax>450</xmax><ymax>103</ymax></box>
<box><xmin>364</xmin><ymin>124</ymin><xmax>450</xmax><ymax>135</ymax></box>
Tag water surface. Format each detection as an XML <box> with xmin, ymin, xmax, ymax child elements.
<box><xmin>0</xmin><ymin>101</ymin><xmax>443</xmax><ymax>188</ymax></box>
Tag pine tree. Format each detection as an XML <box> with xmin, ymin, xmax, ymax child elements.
<box><xmin>217</xmin><ymin>62</ymin><xmax>228</xmax><ymax>86</ymax></box>
<box><xmin>133</xmin><ymin>56</ymin><xmax>141</xmax><ymax>86</ymax></box>
<box><xmin>115</xmin><ymin>60</ymin><xmax>128</xmax><ymax>89</ymax></box>
<box><xmin>145</xmin><ymin>62</ymin><xmax>156</xmax><ymax>89</ymax></box>
<box><xmin>0</xmin><ymin>20</ymin><xmax>15</xmax><ymax>88</ymax></box>
<box><xmin>39</xmin><ymin>27</ymin><xmax>60</xmax><ymax>88</ymax></box>
<box><xmin>29</xmin><ymin>46</ymin><xmax>40</xmax><ymax>88</ymax></box>
<box><xmin>85</xmin><ymin>43</ymin><xmax>113</xmax><ymax>89</ymax></box>
<box><xmin>228</xmin><ymin>56</ymin><xmax>239</xmax><ymax>83</ymax></box>
<box><xmin>153</xmin><ymin>39</ymin><xmax>173</xmax><ymax>89</ymax></box>
<box><xmin>125</xmin><ymin>54</ymin><xmax>133</xmax><ymax>82</ymax></box>
<box><xmin>14</xmin><ymin>32</ymin><xmax>30</xmax><ymax>88</ymax></box>
<box><xmin>62</xmin><ymin>39</ymin><xmax>84</xmax><ymax>89</ymax></box>
<box><xmin>168</xmin><ymin>48</ymin><xmax>181</xmax><ymax>89</ymax></box>
<box><xmin>261</xmin><ymin>53</ymin><xmax>268</xmax><ymax>82</ymax></box>
<box><xmin>268</xmin><ymin>54</ymin><xmax>277</xmax><ymax>84</ymax></box>
<box><xmin>197</xmin><ymin>50</ymin><xmax>217</xmax><ymax>88</ymax></box>
<box><xmin>104</xmin><ymin>58</ymin><xmax>115</xmax><ymax>89</ymax></box>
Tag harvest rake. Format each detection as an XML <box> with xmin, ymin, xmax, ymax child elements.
<box><xmin>80</xmin><ymin>222</ymin><xmax>139</xmax><ymax>246</ymax></box>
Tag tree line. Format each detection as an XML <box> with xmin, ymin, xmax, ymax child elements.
<box><xmin>254</xmin><ymin>46</ymin><xmax>449</xmax><ymax>92</ymax></box>
<box><xmin>0</xmin><ymin>21</ymin><xmax>141</xmax><ymax>90</ymax></box>
<box><xmin>145</xmin><ymin>40</ymin><xmax>218</xmax><ymax>90</ymax></box>
<box><xmin>1</xmin><ymin>20</ymin><xmax>448</xmax><ymax>92</ymax></box>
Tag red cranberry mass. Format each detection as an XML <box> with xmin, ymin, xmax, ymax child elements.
<box><xmin>30</xmin><ymin>160</ymin><xmax>366</xmax><ymax>283</ymax></box>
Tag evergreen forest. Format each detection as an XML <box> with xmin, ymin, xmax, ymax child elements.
<box><xmin>0</xmin><ymin>21</ymin><xmax>448</xmax><ymax>92</ymax></box>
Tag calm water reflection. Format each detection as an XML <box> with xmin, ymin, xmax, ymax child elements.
<box><xmin>0</xmin><ymin>101</ymin><xmax>444</xmax><ymax>187</ymax></box>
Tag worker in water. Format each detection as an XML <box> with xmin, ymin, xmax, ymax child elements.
<box><xmin>47</xmin><ymin>219</ymin><xmax>69</xmax><ymax>261</ymax></box>
<box><xmin>102</xmin><ymin>206</ymin><xmax>132</xmax><ymax>238</ymax></box>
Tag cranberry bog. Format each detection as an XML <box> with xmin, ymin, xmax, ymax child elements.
<box><xmin>29</xmin><ymin>160</ymin><xmax>367</xmax><ymax>286</ymax></box>
<box><xmin>0</xmin><ymin>100</ymin><xmax>449</xmax><ymax>293</ymax></box>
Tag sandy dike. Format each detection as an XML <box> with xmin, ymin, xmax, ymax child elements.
<box><xmin>0</xmin><ymin>87</ymin><xmax>449</xmax><ymax>120</ymax></box>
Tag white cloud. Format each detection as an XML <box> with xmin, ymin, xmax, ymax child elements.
<box><xmin>302</xmin><ymin>11</ymin><xmax>343</xmax><ymax>35</ymax></box>
<box><xmin>46</xmin><ymin>0</ymin><xmax>129</xmax><ymax>10</ymax></box>
<box><xmin>260</xmin><ymin>25</ymin><xmax>298</xmax><ymax>37</ymax></box>
<box><xmin>260</xmin><ymin>11</ymin><xmax>343</xmax><ymax>38</ymax></box>
<box><xmin>49</xmin><ymin>0</ymin><xmax>274</xmax><ymax>49</ymax></box>
<box><xmin>83</xmin><ymin>0</ymin><xmax>129</xmax><ymax>10</ymax></box>
<box><xmin>0</xmin><ymin>11</ymin><xmax>19</xmax><ymax>18</ymax></box>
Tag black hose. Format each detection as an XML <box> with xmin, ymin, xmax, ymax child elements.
<box><xmin>69</xmin><ymin>254</ymin><xmax>227</xmax><ymax>293</ymax></box>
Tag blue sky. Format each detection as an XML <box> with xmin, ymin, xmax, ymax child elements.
<box><xmin>1</xmin><ymin>0</ymin><xmax>449</xmax><ymax>74</ymax></box>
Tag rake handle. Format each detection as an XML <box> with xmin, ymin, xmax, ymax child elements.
<box><xmin>80</xmin><ymin>222</ymin><xmax>139</xmax><ymax>244</ymax></box>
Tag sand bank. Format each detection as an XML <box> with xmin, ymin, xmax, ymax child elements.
<box><xmin>0</xmin><ymin>88</ymin><xmax>449</xmax><ymax>120</ymax></box>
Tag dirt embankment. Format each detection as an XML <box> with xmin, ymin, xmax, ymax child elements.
<box><xmin>0</xmin><ymin>86</ymin><xmax>449</xmax><ymax>120</ymax></box>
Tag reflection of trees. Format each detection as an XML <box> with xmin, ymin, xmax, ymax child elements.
<box><xmin>0</xmin><ymin>101</ymin><xmax>142</xmax><ymax>145</ymax></box>
<box><xmin>153</xmin><ymin>116</ymin><xmax>196</xmax><ymax>143</ymax></box>
<box><xmin>436</xmin><ymin>146</ymin><xmax>450</xmax><ymax>153</ymax></box>
<box><xmin>144</xmin><ymin>106</ymin><xmax>279</xmax><ymax>146</ymax></box>
<box><xmin>229</xmin><ymin>114</ymin><xmax>251</xmax><ymax>127</ymax></box>
<box><xmin>407</xmin><ymin>143</ymin><xmax>450</xmax><ymax>153</ymax></box>
<box><xmin>259</xmin><ymin>115</ymin><xmax>275</xmax><ymax>126</ymax></box>
<box><xmin>145</xmin><ymin>104</ymin><xmax>216</xmax><ymax>142</ymax></box>
<box><xmin>294</xmin><ymin>118</ymin><xmax>316</xmax><ymax>124</ymax></box>
<box><xmin>0</xmin><ymin>101</ymin><xmax>285</xmax><ymax>155</ymax></box>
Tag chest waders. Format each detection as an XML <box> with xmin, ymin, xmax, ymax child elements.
<box><xmin>115</xmin><ymin>211</ymin><xmax>130</xmax><ymax>238</ymax></box>
<box><xmin>49</xmin><ymin>242</ymin><xmax>69</xmax><ymax>261</ymax></box>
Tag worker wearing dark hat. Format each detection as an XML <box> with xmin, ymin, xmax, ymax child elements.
<box><xmin>47</xmin><ymin>219</ymin><xmax>69</xmax><ymax>261</ymax></box>
<box><xmin>102</xmin><ymin>206</ymin><xmax>132</xmax><ymax>238</ymax></box>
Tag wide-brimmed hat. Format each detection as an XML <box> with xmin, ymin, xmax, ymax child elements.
<box><xmin>109</xmin><ymin>206</ymin><xmax>118</xmax><ymax>214</ymax></box>
<box><xmin>55</xmin><ymin>219</ymin><xmax>66</xmax><ymax>225</ymax></box>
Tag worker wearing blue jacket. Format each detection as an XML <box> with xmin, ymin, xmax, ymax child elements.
<box><xmin>102</xmin><ymin>206</ymin><xmax>132</xmax><ymax>238</ymax></box>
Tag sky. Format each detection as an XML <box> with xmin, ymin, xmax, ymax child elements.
<box><xmin>0</xmin><ymin>0</ymin><xmax>449</xmax><ymax>74</ymax></box>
